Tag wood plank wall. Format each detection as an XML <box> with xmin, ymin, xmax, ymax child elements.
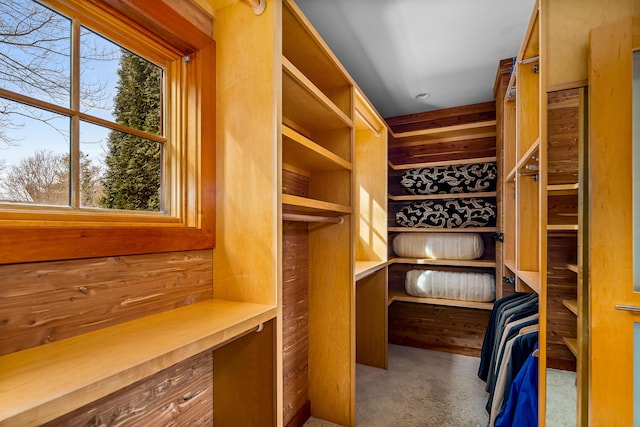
<box><xmin>0</xmin><ymin>250</ymin><xmax>213</xmax><ymax>356</ymax></box>
<box><xmin>282</xmin><ymin>169</ymin><xmax>311</xmax><ymax>427</ymax></box>
<box><xmin>386</xmin><ymin>101</ymin><xmax>496</xmax><ymax>134</ymax></box>
<box><xmin>546</xmin><ymin>88</ymin><xmax>580</xmax><ymax>371</ymax></box>
<box><xmin>44</xmin><ymin>349</ymin><xmax>214</xmax><ymax>426</ymax></box>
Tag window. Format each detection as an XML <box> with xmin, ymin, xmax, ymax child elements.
<box><xmin>0</xmin><ymin>0</ymin><xmax>215</xmax><ymax>263</ymax></box>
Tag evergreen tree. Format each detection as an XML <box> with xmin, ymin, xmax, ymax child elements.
<box><xmin>100</xmin><ymin>49</ymin><xmax>162</xmax><ymax>211</ymax></box>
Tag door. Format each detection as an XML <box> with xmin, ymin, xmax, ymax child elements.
<box><xmin>589</xmin><ymin>17</ymin><xmax>640</xmax><ymax>426</ymax></box>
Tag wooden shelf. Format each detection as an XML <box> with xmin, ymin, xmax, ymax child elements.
<box><xmin>283</xmin><ymin>194</ymin><xmax>352</xmax><ymax>216</ymax></box>
<box><xmin>388</xmin><ymin>227</ymin><xmax>498</xmax><ymax>233</ymax></box>
<box><xmin>355</xmin><ymin>260</ymin><xmax>387</xmax><ymax>281</ymax></box>
<box><xmin>547</xmin><ymin>224</ymin><xmax>579</xmax><ymax>231</ymax></box>
<box><xmin>388</xmin><ymin>289</ymin><xmax>493</xmax><ymax>310</ymax></box>
<box><xmin>388</xmin><ymin>156</ymin><xmax>497</xmax><ymax>171</ymax></box>
<box><xmin>517</xmin><ymin>270</ymin><xmax>540</xmax><ymax>293</ymax></box>
<box><xmin>389</xmin><ymin>120</ymin><xmax>496</xmax><ymax>143</ymax></box>
<box><xmin>563</xmin><ymin>299</ymin><xmax>578</xmax><ymax>316</ymax></box>
<box><xmin>282</xmin><ymin>56</ymin><xmax>352</xmax><ymax>132</ymax></box>
<box><xmin>567</xmin><ymin>263</ymin><xmax>579</xmax><ymax>274</ymax></box>
<box><xmin>548</xmin><ymin>183</ymin><xmax>579</xmax><ymax>196</ymax></box>
<box><xmin>389</xmin><ymin>257</ymin><xmax>496</xmax><ymax>268</ymax></box>
<box><xmin>504</xmin><ymin>260</ymin><xmax>517</xmax><ymax>273</ymax></box>
<box><xmin>0</xmin><ymin>300</ymin><xmax>277</xmax><ymax>426</ymax></box>
<box><xmin>388</xmin><ymin>191</ymin><xmax>497</xmax><ymax>202</ymax></box>
<box><xmin>282</xmin><ymin>125</ymin><xmax>352</xmax><ymax>172</ymax></box>
<box><xmin>563</xmin><ymin>337</ymin><xmax>578</xmax><ymax>358</ymax></box>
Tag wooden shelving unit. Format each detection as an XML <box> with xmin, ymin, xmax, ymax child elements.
<box><xmin>281</xmin><ymin>1</ymin><xmax>358</xmax><ymax>425</ymax></box>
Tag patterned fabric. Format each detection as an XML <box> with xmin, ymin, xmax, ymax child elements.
<box><xmin>401</xmin><ymin>162</ymin><xmax>497</xmax><ymax>195</ymax></box>
<box><xmin>395</xmin><ymin>198</ymin><xmax>496</xmax><ymax>228</ymax></box>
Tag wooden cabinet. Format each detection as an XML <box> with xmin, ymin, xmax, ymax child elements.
<box><xmin>281</xmin><ymin>1</ymin><xmax>362</xmax><ymax>426</ymax></box>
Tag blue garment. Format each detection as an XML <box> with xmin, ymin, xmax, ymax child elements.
<box><xmin>495</xmin><ymin>344</ymin><xmax>538</xmax><ymax>427</ymax></box>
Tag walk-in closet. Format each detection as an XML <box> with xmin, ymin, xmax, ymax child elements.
<box><xmin>1</xmin><ymin>0</ymin><xmax>640</xmax><ymax>426</ymax></box>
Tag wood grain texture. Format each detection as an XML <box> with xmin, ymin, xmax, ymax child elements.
<box><xmin>213</xmin><ymin>0</ymin><xmax>278</xmax><ymax>306</ymax></box>
<box><xmin>548</xmin><ymin>89</ymin><xmax>580</xmax><ymax>185</ymax></box>
<box><xmin>386</xmin><ymin>101</ymin><xmax>496</xmax><ymax>134</ymax></box>
<box><xmin>356</xmin><ymin>268</ymin><xmax>388</xmax><ymax>368</ymax></box>
<box><xmin>282</xmin><ymin>221</ymin><xmax>310</xmax><ymax>426</ymax></box>
<box><xmin>546</xmin><ymin>235</ymin><xmax>578</xmax><ymax>369</ymax></box>
<box><xmin>0</xmin><ymin>250</ymin><xmax>213</xmax><ymax>356</ymax></box>
<box><xmin>388</xmin><ymin>136</ymin><xmax>497</xmax><ymax>166</ymax></box>
<box><xmin>588</xmin><ymin>16</ymin><xmax>636</xmax><ymax>426</ymax></box>
<box><xmin>388</xmin><ymin>301</ymin><xmax>491</xmax><ymax>356</ymax></box>
<box><xmin>43</xmin><ymin>349</ymin><xmax>214</xmax><ymax>426</ymax></box>
<box><xmin>91</xmin><ymin>0</ymin><xmax>214</xmax><ymax>53</ymax></box>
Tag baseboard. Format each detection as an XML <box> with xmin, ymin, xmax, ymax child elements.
<box><xmin>285</xmin><ymin>400</ymin><xmax>311</xmax><ymax>427</ymax></box>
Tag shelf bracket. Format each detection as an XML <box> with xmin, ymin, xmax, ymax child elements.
<box><xmin>504</xmin><ymin>276</ymin><xmax>516</xmax><ymax>285</ymax></box>
<box><xmin>492</xmin><ymin>232</ymin><xmax>504</xmax><ymax>242</ymax></box>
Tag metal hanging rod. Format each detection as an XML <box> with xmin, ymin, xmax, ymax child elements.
<box><xmin>520</xmin><ymin>56</ymin><xmax>540</xmax><ymax>65</ymax></box>
<box><xmin>283</xmin><ymin>213</ymin><xmax>344</xmax><ymax>224</ymax></box>
<box><xmin>355</xmin><ymin>110</ymin><xmax>382</xmax><ymax>137</ymax></box>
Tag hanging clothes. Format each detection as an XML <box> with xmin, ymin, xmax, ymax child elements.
<box><xmin>478</xmin><ymin>293</ymin><xmax>539</xmax><ymax>427</ymax></box>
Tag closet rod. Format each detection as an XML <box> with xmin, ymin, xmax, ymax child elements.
<box><xmin>240</xmin><ymin>0</ymin><xmax>266</xmax><ymax>15</ymax></box>
<box><xmin>519</xmin><ymin>55</ymin><xmax>539</xmax><ymax>65</ymax></box>
<box><xmin>356</xmin><ymin>109</ymin><xmax>382</xmax><ymax>137</ymax></box>
<box><xmin>283</xmin><ymin>213</ymin><xmax>344</xmax><ymax>224</ymax></box>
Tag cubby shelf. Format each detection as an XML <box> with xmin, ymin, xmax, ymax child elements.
<box><xmin>0</xmin><ymin>300</ymin><xmax>277</xmax><ymax>426</ymax></box>
<box><xmin>282</xmin><ymin>56</ymin><xmax>352</xmax><ymax>132</ymax></box>
<box><xmin>518</xmin><ymin>270</ymin><xmax>540</xmax><ymax>294</ymax></box>
<box><xmin>547</xmin><ymin>224</ymin><xmax>579</xmax><ymax>231</ymax></box>
<box><xmin>355</xmin><ymin>260</ymin><xmax>387</xmax><ymax>281</ymax></box>
<box><xmin>388</xmin><ymin>191</ymin><xmax>497</xmax><ymax>202</ymax></box>
<box><xmin>388</xmin><ymin>120</ymin><xmax>497</xmax><ymax>143</ymax></box>
<box><xmin>548</xmin><ymin>183</ymin><xmax>579</xmax><ymax>196</ymax></box>
<box><xmin>282</xmin><ymin>194</ymin><xmax>352</xmax><ymax>216</ymax></box>
<box><xmin>389</xmin><ymin>257</ymin><xmax>496</xmax><ymax>268</ymax></box>
<box><xmin>387</xmin><ymin>289</ymin><xmax>494</xmax><ymax>310</ymax></box>
<box><xmin>388</xmin><ymin>227</ymin><xmax>498</xmax><ymax>233</ymax></box>
<box><xmin>282</xmin><ymin>125</ymin><xmax>352</xmax><ymax>172</ymax></box>
<box><xmin>563</xmin><ymin>299</ymin><xmax>578</xmax><ymax>316</ymax></box>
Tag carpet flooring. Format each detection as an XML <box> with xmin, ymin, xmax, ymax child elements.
<box><xmin>304</xmin><ymin>344</ymin><xmax>576</xmax><ymax>427</ymax></box>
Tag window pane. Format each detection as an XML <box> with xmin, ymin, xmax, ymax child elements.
<box><xmin>97</xmin><ymin>123</ymin><xmax>163</xmax><ymax>212</ymax></box>
<box><xmin>79</xmin><ymin>121</ymin><xmax>106</xmax><ymax>208</ymax></box>
<box><xmin>80</xmin><ymin>27</ymin><xmax>163</xmax><ymax>136</ymax></box>
<box><xmin>0</xmin><ymin>0</ymin><xmax>71</xmax><ymax>107</ymax></box>
<box><xmin>0</xmin><ymin>97</ymin><xmax>70</xmax><ymax>205</ymax></box>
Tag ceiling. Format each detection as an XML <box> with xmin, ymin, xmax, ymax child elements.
<box><xmin>295</xmin><ymin>0</ymin><xmax>536</xmax><ymax>119</ymax></box>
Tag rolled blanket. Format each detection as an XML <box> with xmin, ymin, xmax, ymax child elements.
<box><xmin>401</xmin><ymin>162</ymin><xmax>497</xmax><ymax>195</ymax></box>
<box><xmin>395</xmin><ymin>198</ymin><xmax>497</xmax><ymax>228</ymax></box>
<box><xmin>392</xmin><ymin>232</ymin><xmax>484</xmax><ymax>259</ymax></box>
<box><xmin>405</xmin><ymin>269</ymin><xmax>495</xmax><ymax>302</ymax></box>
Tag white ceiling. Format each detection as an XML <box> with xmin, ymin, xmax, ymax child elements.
<box><xmin>295</xmin><ymin>0</ymin><xmax>536</xmax><ymax>119</ymax></box>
